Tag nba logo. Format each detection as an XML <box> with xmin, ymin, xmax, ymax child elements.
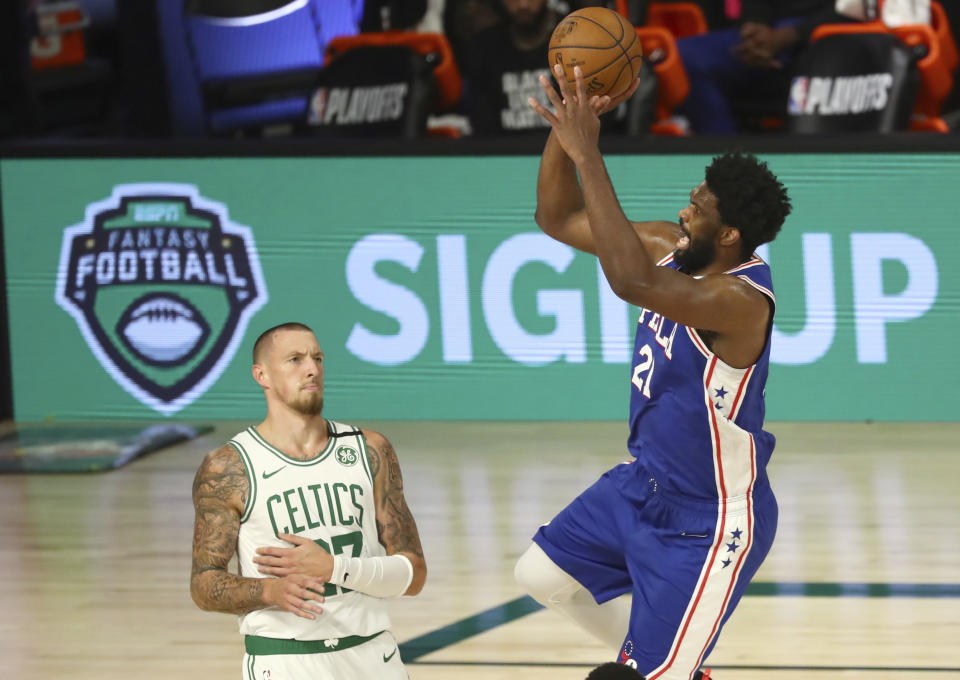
<box><xmin>788</xmin><ymin>77</ymin><xmax>809</xmax><ymax>115</ymax></box>
<box><xmin>308</xmin><ymin>87</ymin><xmax>329</xmax><ymax>125</ymax></box>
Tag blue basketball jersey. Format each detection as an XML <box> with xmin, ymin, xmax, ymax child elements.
<box><xmin>627</xmin><ymin>254</ymin><xmax>777</xmax><ymax>501</ymax></box>
<box><xmin>532</xmin><ymin>252</ymin><xmax>781</xmax><ymax>679</ymax></box>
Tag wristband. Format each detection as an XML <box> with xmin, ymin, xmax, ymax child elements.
<box><xmin>329</xmin><ymin>554</ymin><xmax>414</xmax><ymax>598</ymax></box>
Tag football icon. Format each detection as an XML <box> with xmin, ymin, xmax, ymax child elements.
<box><xmin>116</xmin><ymin>292</ymin><xmax>211</xmax><ymax>366</ymax></box>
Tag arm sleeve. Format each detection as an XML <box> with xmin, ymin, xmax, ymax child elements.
<box><xmin>329</xmin><ymin>554</ymin><xmax>415</xmax><ymax>598</ymax></box>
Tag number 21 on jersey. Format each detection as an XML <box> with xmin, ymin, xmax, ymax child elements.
<box><xmin>632</xmin><ymin>343</ymin><xmax>655</xmax><ymax>398</ymax></box>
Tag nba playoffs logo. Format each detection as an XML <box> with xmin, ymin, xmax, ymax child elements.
<box><xmin>54</xmin><ymin>183</ymin><xmax>268</xmax><ymax>415</ymax></box>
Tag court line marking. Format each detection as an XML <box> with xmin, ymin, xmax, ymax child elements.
<box><xmin>398</xmin><ymin>584</ymin><xmax>960</xmax><ymax>663</ymax></box>
<box><xmin>400</xmin><ymin>594</ymin><xmax>541</xmax><ymax>662</ymax></box>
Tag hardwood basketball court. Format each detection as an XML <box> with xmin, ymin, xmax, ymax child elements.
<box><xmin>1</xmin><ymin>420</ymin><xmax>957</xmax><ymax>679</ymax></box>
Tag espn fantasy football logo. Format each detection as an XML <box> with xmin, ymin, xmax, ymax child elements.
<box><xmin>55</xmin><ymin>184</ymin><xmax>268</xmax><ymax>415</ymax></box>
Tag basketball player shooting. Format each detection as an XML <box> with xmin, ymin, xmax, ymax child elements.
<box><xmin>516</xmin><ymin>64</ymin><xmax>792</xmax><ymax>679</ymax></box>
<box><xmin>190</xmin><ymin>322</ymin><xmax>426</xmax><ymax>680</ymax></box>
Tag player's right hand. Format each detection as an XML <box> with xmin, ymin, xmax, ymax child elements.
<box><xmin>263</xmin><ymin>573</ymin><xmax>326</xmax><ymax>620</ymax></box>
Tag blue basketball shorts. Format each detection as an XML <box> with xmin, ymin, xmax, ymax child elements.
<box><xmin>533</xmin><ymin>460</ymin><xmax>778</xmax><ymax>679</ymax></box>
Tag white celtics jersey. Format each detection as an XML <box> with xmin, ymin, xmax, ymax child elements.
<box><xmin>231</xmin><ymin>420</ymin><xmax>392</xmax><ymax>640</ymax></box>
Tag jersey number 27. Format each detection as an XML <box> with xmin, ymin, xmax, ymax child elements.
<box><xmin>314</xmin><ymin>531</ymin><xmax>363</xmax><ymax>596</ymax></box>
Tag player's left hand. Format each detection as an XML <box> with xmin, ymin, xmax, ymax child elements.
<box><xmin>254</xmin><ymin>532</ymin><xmax>334</xmax><ymax>581</ymax></box>
<box><xmin>733</xmin><ymin>23</ymin><xmax>796</xmax><ymax>68</ymax></box>
<box><xmin>529</xmin><ymin>64</ymin><xmax>602</xmax><ymax>165</ymax></box>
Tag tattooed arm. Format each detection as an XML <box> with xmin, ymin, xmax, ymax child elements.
<box><xmin>365</xmin><ymin>430</ymin><xmax>428</xmax><ymax>596</ymax></box>
<box><xmin>190</xmin><ymin>444</ymin><xmax>325</xmax><ymax>618</ymax></box>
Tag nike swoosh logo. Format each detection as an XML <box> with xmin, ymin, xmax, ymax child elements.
<box><xmin>383</xmin><ymin>648</ymin><xmax>397</xmax><ymax>663</ymax></box>
<box><xmin>262</xmin><ymin>466</ymin><xmax>285</xmax><ymax>479</ymax></box>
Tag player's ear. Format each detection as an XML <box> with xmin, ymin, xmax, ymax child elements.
<box><xmin>719</xmin><ymin>225</ymin><xmax>741</xmax><ymax>248</ymax></box>
<box><xmin>252</xmin><ymin>363</ymin><xmax>269</xmax><ymax>389</ymax></box>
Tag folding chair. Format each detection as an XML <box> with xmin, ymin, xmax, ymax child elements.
<box><xmin>318</xmin><ymin>31</ymin><xmax>463</xmax><ymax>137</ymax></box>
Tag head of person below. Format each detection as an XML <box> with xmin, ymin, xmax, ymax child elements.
<box><xmin>190</xmin><ymin>323</ymin><xmax>426</xmax><ymax>679</ymax></box>
<box><xmin>529</xmin><ymin>63</ymin><xmax>791</xmax><ymax>369</ymax></box>
<box><xmin>586</xmin><ymin>661</ymin><xmax>648</xmax><ymax>679</ymax></box>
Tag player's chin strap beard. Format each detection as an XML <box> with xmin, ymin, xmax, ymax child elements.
<box><xmin>674</xmin><ymin>237</ymin><xmax>716</xmax><ymax>276</ymax></box>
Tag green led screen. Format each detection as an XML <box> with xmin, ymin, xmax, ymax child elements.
<box><xmin>1</xmin><ymin>154</ymin><xmax>956</xmax><ymax>421</ymax></box>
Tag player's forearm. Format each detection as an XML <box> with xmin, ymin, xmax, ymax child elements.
<box><xmin>191</xmin><ymin>567</ymin><xmax>269</xmax><ymax>615</ymax></box>
<box><xmin>534</xmin><ymin>130</ymin><xmax>586</xmax><ymax>236</ymax></box>
<box><xmin>576</xmin><ymin>149</ymin><xmax>657</xmax><ymax>297</ymax></box>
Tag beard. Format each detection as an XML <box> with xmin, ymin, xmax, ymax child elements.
<box><xmin>673</xmin><ymin>232</ymin><xmax>717</xmax><ymax>274</ymax></box>
<box><xmin>290</xmin><ymin>392</ymin><xmax>324</xmax><ymax>416</ymax></box>
<box><xmin>512</xmin><ymin>4</ymin><xmax>549</xmax><ymax>37</ymax></box>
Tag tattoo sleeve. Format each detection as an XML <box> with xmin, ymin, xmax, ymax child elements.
<box><xmin>366</xmin><ymin>435</ymin><xmax>425</xmax><ymax>559</ymax></box>
<box><xmin>190</xmin><ymin>444</ymin><xmax>266</xmax><ymax>615</ymax></box>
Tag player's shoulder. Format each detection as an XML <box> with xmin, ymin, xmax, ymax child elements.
<box><xmin>326</xmin><ymin>418</ymin><xmax>362</xmax><ymax>436</ymax></box>
<box><xmin>192</xmin><ymin>443</ymin><xmax>248</xmax><ymax>500</ymax></box>
<box><xmin>724</xmin><ymin>254</ymin><xmax>770</xmax><ymax>277</ymax></box>
<box><xmin>360</xmin><ymin>428</ymin><xmax>395</xmax><ymax>454</ymax></box>
<box><xmin>358</xmin><ymin>428</ymin><xmax>401</xmax><ymax>484</ymax></box>
<box><xmin>196</xmin><ymin>442</ymin><xmax>245</xmax><ymax>477</ymax></box>
<box><xmin>723</xmin><ymin>256</ymin><xmax>774</xmax><ymax>300</ymax></box>
<box><xmin>701</xmin><ymin>270</ymin><xmax>770</xmax><ymax>305</ymax></box>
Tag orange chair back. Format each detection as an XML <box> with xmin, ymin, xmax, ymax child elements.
<box><xmin>646</xmin><ymin>2</ymin><xmax>708</xmax><ymax>38</ymax></box>
<box><xmin>635</xmin><ymin>26</ymin><xmax>690</xmax><ymax>120</ymax></box>
<box><xmin>616</xmin><ymin>0</ymin><xmax>707</xmax><ymax>37</ymax></box>
<box><xmin>930</xmin><ymin>0</ymin><xmax>958</xmax><ymax>72</ymax></box>
<box><xmin>809</xmin><ymin>21</ymin><xmax>951</xmax><ymax>129</ymax></box>
<box><xmin>325</xmin><ymin>31</ymin><xmax>462</xmax><ymax>111</ymax></box>
<box><xmin>892</xmin><ymin>23</ymin><xmax>952</xmax><ymax>114</ymax></box>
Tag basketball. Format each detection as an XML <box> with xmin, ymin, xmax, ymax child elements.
<box><xmin>548</xmin><ymin>7</ymin><xmax>643</xmax><ymax>99</ymax></box>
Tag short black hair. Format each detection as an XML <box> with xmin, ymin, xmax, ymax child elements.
<box><xmin>252</xmin><ymin>322</ymin><xmax>314</xmax><ymax>364</ymax></box>
<box><xmin>704</xmin><ymin>150</ymin><xmax>792</xmax><ymax>259</ymax></box>
<box><xmin>586</xmin><ymin>662</ymin><xmax>646</xmax><ymax>680</ymax></box>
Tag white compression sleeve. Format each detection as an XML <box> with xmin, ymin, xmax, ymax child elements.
<box><xmin>515</xmin><ymin>542</ymin><xmax>630</xmax><ymax>649</ymax></box>
<box><xmin>329</xmin><ymin>554</ymin><xmax>414</xmax><ymax>598</ymax></box>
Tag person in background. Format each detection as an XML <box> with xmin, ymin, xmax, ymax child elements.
<box><xmin>457</xmin><ymin>0</ymin><xmax>562</xmax><ymax>135</ymax></box>
<box><xmin>676</xmin><ymin>0</ymin><xmax>849</xmax><ymax>133</ymax></box>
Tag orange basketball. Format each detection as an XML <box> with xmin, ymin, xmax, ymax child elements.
<box><xmin>548</xmin><ymin>7</ymin><xmax>644</xmax><ymax>99</ymax></box>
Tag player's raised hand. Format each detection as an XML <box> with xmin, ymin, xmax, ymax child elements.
<box><xmin>262</xmin><ymin>573</ymin><xmax>326</xmax><ymax>620</ymax></box>
<box><xmin>254</xmin><ymin>532</ymin><xmax>335</xmax><ymax>581</ymax></box>
<box><xmin>528</xmin><ymin>64</ymin><xmax>602</xmax><ymax>164</ymax></box>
